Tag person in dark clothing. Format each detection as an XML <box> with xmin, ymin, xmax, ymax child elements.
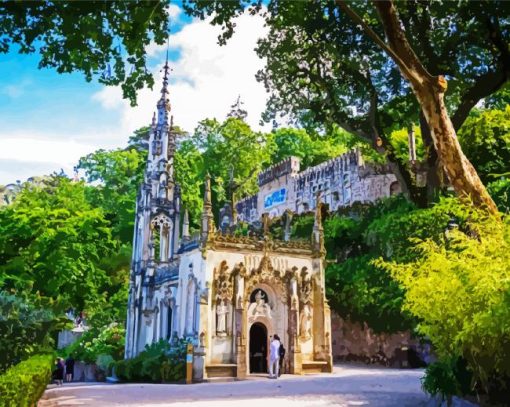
<box><xmin>278</xmin><ymin>343</ymin><xmax>286</xmax><ymax>376</ymax></box>
<box><xmin>54</xmin><ymin>358</ymin><xmax>64</xmax><ymax>385</ymax></box>
<box><xmin>65</xmin><ymin>356</ymin><xmax>75</xmax><ymax>383</ymax></box>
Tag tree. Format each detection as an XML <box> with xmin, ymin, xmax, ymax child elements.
<box><xmin>267</xmin><ymin>127</ymin><xmax>352</xmax><ymax>170</ymax></box>
<box><xmin>174</xmin><ymin>140</ymin><xmax>204</xmax><ymax>227</ymax></box>
<box><xmin>339</xmin><ymin>1</ymin><xmax>499</xmax><ymax>213</ymax></box>
<box><xmin>190</xmin><ymin>117</ymin><xmax>270</xmax><ymax>220</ymax></box>
<box><xmin>78</xmin><ymin>148</ymin><xmax>146</xmax><ymax>244</ymax></box>
<box><xmin>0</xmin><ymin>1</ymin><xmax>171</xmax><ymax>104</ymax></box>
<box><xmin>184</xmin><ymin>0</ymin><xmax>510</xmax><ymax>212</ymax></box>
<box><xmin>378</xmin><ymin>202</ymin><xmax>510</xmax><ymax>399</ymax></box>
<box><xmin>0</xmin><ymin>291</ymin><xmax>65</xmax><ymax>371</ymax></box>
<box><xmin>457</xmin><ymin>107</ymin><xmax>510</xmax><ymax>184</ymax></box>
<box><xmin>0</xmin><ymin>176</ymin><xmax>117</xmax><ymax>310</ymax></box>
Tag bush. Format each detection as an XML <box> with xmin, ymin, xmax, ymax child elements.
<box><xmin>379</xmin><ymin>200</ymin><xmax>510</xmax><ymax>400</ymax></box>
<box><xmin>115</xmin><ymin>339</ymin><xmax>187</xmax><ymax>383</ymax></box>
<box><xmin>0</xmin><ymin>354</ymin><xmax>54</xmax><ymax>407</ymax></box>
<box><xmin>421</xmin><ymin>356</ymin><xmax>474</xmax><ymax>402</ymax></box>
<box><xmin>0</xmin><ymin>292</ymin><xmax>64</xmax><ymax>372</ymax></box>
<box><xmin>64</xmin><ymin>323</ymin><xmax>125</xmax><ymax>364</ymax></box>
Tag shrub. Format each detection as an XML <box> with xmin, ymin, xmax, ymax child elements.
<box><xmin>0</xmin><ymin>354</ymin><xmax>54</xmax><ymax>407</ymax></box>
<box><xmin>115</xmin><ymin>339</ymin><xmax>187</xmax><ymax>383</ymax></box>
<box><xmin>379</xmin><ymin>201</ymin><xmax>510</xmax><ymax>400</ymax></box>
<box><xmin>421</xmin><ymin>356</ymin><xmax>474</xmax><ymax>402</ymax></box>
<box><xmin>65</xmin><ymin>323</ymin><xmax>125</xmax><ymax>364</ymax></box>
<box><xmin>0</xmin><ymin>292</ymin><xmax>63</xmax><ymax>372</ymax></box>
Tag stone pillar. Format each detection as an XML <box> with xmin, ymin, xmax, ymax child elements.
<box><xmin>194</xmin><ymin>287</ymin><xmax>209</xmax><ymax>382</ymax></box>
<box><xmin>289</xmin><ymin>310</ymin><xmax>302</xmax><ymax>374</ymax></box>
<box><xmin>235</xmin><ymin>307</ymin><xmax>247</xmax><ymax>378</ymax></box>
<box><xmin>323</xmin><ymin>303</ymin><xmax>333</xmax><ymax>373</ymax></box>
<box><xmin>288</xmin><ymin>275</ymin><xmax>302</xmax><ymax>374</ymax></box>
<box><xmin>235</xmin><ymin>272</ymin><xmax>247</xmax><ymax>378</ymax></box>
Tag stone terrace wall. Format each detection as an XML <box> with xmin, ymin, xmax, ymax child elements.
<box><xmin>330</xmin><ymin>312</ymin><xmax>420</xmax><ymax>366</ymax></box>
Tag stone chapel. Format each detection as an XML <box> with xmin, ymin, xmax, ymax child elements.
<box><xmin>124</xmin><ymin>61</ymin><xmax>334</xmax><ymax>380</ymax></box>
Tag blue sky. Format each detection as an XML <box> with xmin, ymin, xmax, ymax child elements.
<box><xmin>0</xmin><ymin>4</ymin><xmax>268</xmax><ymax>185</ymax></box>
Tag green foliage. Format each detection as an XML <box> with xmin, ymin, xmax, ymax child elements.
<box><xmin>175</xmin><ymin>140</ymin><xmax>204</xmax><ymax>227</ymax></box>
<box><xmin>0</xmin><ymin>292</ymin><xmax>66</xmax><ymax>371</ymax></box>
<box><xmin>421</xmin><ymin>356</ymin><xmax>474</xmax><ymax>402</ymax></box>
<box><xmin>65</xmin><ymin>323</ymin><xmax>125</xmax><ymax>364</ymax></box>
<box><xmin>290</xmin><ymin>213</ymin><xmax>315</xmax><ymax>238</ymax></box>
<box><xmin>488</xmin><ymin>177</ymin><xmax>510</xmax><ymax>214</ymax></box>
<box><xmin>267</xmin><ymin>127</ymin><xmax>348</xmax><ymax>170</ymax></box>
<box><xmin>115</xmin><ymin>339</ymin><xmax>187</xmax><ymax>383</ymax></box>
<box><xmin>378</xmin><ymin>203</ymin><xmax>510</xmax><ymax>397</ymax></box>
<box><xmin>78</xmin><ymin>148</ymin><xmax>146</xmax><ymax>244</ymax></box>
<box><xmin>191</xmin><ymin>117</ymin><xmax>270</xmax><ymax>220</ymax></box>
<box><xmin>0</xmin><ymin>2</ymin><xmax>171</xmax><ymax>104</ymax></box>
<box><xmin>326</xmin><ymin>257</ymin><xmax>411</xmax><ymax>333</ymax></box>
<box><xmin>0</xmin><ymin>176</ymin><xmax>117</xmax><ymax>310</ymax></box>
<box><xmin>458</xmin><ymin>107</ymin><xmax>510</xmax><ymax>184</ymax></box>
<box><xmin>0</xmin><ymin>354</ymin><xmax>54</xmax><ymax>407</ymax></box>
<box><xmin>389</xmin><ymin>125</ymin><xmax>425</xmax><ymax>164</ymax></box>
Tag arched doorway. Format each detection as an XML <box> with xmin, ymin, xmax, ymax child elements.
<box><xmin>249</xmin><ymin>323</ymin><xmax>267</xmax><ymax>373</ymax></box>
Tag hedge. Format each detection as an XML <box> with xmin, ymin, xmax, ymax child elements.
<box><xmin>0</xmin><ymin>354</ymin><xmax>54</xmax><ymax>407</ymax></box>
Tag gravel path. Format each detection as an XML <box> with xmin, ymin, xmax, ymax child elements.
<box><xmin>39</xmin><ymin>365</ymin><xmax>429</xmax><ymax>407</ymax></box>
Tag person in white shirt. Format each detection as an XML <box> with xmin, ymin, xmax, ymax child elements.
<box><xmin>269</xmin><ymin>334</ymin><xmax>281</xmax><ymax>379</ymax></box>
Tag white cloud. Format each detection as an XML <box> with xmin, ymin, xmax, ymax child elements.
<box><xmin>94</xmin><ymin>8</ymin><xmax>270</xmax><ymax>136</ymax></box>
<box><xmin>168</xmin><ymin>3</ymin><xmax>181</xmax><ymax>19</ymax></box>
<box><xmin>0</xmin><ymin>132</ymin><xmax>113</xmax><ymax>184</ymax></box>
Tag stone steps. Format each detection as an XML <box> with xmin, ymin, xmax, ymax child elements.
<box><xmin>205</xmin><ymin>363</ymin><xmax>237</xmax><ymax>379</ymax></box>
<box><xmin>302</xmin><ymin>360</ymin><xmax>329</xmax><ymax>374</ymax></box>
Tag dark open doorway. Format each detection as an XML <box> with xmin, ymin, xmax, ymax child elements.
<box><xmin>249</xmin><ymin>323</ymin><xmax>267</xmax><ymax>373</ymax></box>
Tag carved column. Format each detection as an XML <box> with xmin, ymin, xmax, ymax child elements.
<box><xmin>194</xmin><ymin>282</ymin><xmax>209</xmax><ymax>382</ymax></box>
<box><xmin>288</xmin><ymin>272</ymin><xmax>302</xmax><ymax>374</ymax></box>
<box><xmin>234</xmin><ymin>266</ymin><xmax>247</xmax><ymax>378</ymax></box>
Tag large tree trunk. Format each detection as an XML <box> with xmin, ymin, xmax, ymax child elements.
<box><xmin>374</xmin><ymin>0</ymin><xmax>498</xmax><ymax>214</ymax></box>
<box><xmin>338</xmin><ymin>0</ymin><xmax>498</xmax><ymax>214</ymax></box>
<box><xmin>419</xmin><ymin>111</ymin><xmax>442</xmax><ymax>204</ymax></box>
<box><xmin>415</xmin><ymin>83</ymin><xmax>497</xmax><ymax>212</ymax></box>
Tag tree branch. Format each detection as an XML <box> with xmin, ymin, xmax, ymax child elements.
<box><xmin>452</xmin><ymin>69</ymin><xmax>507</xmax><ymax>131</ymax></box>
<box><xmin>335</xmin><ymin>1</ymin><xmax>413</xmax><ymax>77</ymax></box>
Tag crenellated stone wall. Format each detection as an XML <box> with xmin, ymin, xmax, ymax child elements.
<box><xmin>235</xmin><ymin>149</ymin><xmax>401</xmax><ymax>223</ymax></box>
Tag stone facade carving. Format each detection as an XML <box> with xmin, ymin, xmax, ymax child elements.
<box><xmin>300</xmin><ymin>304</ymin><xmax>312</xmax><ymax>340</ymax></box>
<box><xmin>216</xmin><ymin>300</ymin><xmax>228</xmax><ymax>336</ymax></box>
<box><xmin>247</xmin><ymin>290</ymin><xmax>272</xmax><ymax>318</ymax></box>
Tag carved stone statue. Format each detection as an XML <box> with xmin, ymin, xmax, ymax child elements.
<box><xmin>216</xmin><ymin>300</ymin><xmax>228</xmax><ymax>336</ymax></box>
<box><xmin>249</xmin><ymin>290</ymin><xmax>271</xmax><ymax>318</ymax></box>
<box><xmin>300</xmin><ymin>304</ymin><xmax>312</xmax><ymax>340</ymax></box>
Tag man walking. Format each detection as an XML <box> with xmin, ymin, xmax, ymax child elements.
<box><xmin>269</xmin><ymin>334</ymin><xmax>281</xmax><ymax>379</ymax></box>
